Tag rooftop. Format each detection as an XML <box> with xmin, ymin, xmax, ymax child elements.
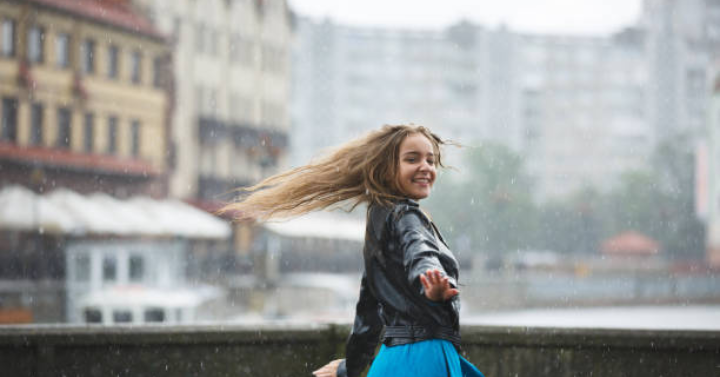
<box><xmin>27</xmin><ymin>0</ymin><xmax>164</xmax><ymax>40</ymax></box>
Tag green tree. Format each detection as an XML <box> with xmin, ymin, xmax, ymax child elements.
<box><xmin>536</xmin><ymin>186</ymin><xmax>606</xmax><ymax>254</ymax></box>
<box><xmin>650</xmin><ymin>134</ymin><xmax>705</xmax><ymax>259</ymax></box>
<box><xmin>600</xmin><ymin>133</ymin><xmax>704</xmax><ymax>260</ymax></box>
<box><xmin>604</xmin><ymin>170</ymin><xmax>671</xmax><ymax>238</ymax></box>
<box><xmin>427</xmin><ymin>144</ymin><xmax>537</xmax><ymax>256</ymax></box>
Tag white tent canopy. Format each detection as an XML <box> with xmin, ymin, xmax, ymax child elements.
<box><xmin>0</xmin><ymin>185</ymin><xmax>230</xmax><ymax>239</ymax></box>
<box><xmin>264</xmin><ymin>211</ymin><xmax>365</xmax><ymax>241</ymax></box>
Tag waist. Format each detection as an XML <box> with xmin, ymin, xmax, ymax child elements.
<box><xmin>382</xmin><ymin>325</ymin><xmax>461</xmax><ymax>346</ymax></box>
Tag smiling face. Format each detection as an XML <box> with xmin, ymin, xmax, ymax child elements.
<box><xmin>395</xmin><ymin>133</ymin><xmax>437</xmax><ymax>200</ymax></box>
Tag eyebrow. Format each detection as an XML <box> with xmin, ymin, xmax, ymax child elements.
<box><xmin>402</xmin><ymin>151</ymin><xmax>435</xmax><ymax>156</ymax></box>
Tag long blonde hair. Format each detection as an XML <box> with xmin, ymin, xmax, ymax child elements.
<box><xmin>219</xmin><ymin>124</ymin><xmax>447</xmax><ymax>220</ymax></box>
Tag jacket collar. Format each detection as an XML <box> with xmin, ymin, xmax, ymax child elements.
<box><xmin>399</xmin><ymin>198</ymin><xmax>420</xmax><ymax>207</ymax></box>
<box><xmin>390</xmin><ymin>197</ymin><xmax>420</xmax><ymax>207</ymax></box>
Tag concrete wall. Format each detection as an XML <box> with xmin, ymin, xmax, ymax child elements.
<box><xmin>0</xmin><ymin>324</ymin><xmax>718</xmax><ymax>377</ymax></box>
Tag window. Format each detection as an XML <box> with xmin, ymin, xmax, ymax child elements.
<box><xmin>108</xmin><ymin>45</ymin><xmax>118</xmax><ymax>79</ymax></box>
<box><xmin>56</xmin><ymin>107</ymin><xmax>71</xmax><ymax>149</ymax></box>
<box><xmin>196</xmin><ymin>23</ymin><xmax>205</xmax><ymax>53</ymax></box>
<box><xmin>175</xmin><ymin>308</ymin><xmax>183</xmax><ymax>322</ymax></box>
<box><xmin>172</xmin><ymin>16</ymin><xmax>182</xmax><ymax>41</ymax></box>
<box><xmin>261</xmin><ymin>45</ymin><xmax>284</xmax><ymax>73</ymax></box>
<box><xmin>131</xmin><ymin>50</ymin><xmax>141</xmax><ymax>84</ymax></box>
<box><xmin>1</xmin><ymin>97</ymin><xmax>18</xmax><ymax>143</ymax></box>
<box><xmin>229</xmin><ymin>34</ymin><xmax>238</xmax><ymax>61</ymax></box>
<box><xmin>27</xmin><ymin>26</ymin><xmax>44</xmax><ymax>63</ymax></box>
<box><xmin>55</xmin><ymin>33</ymin><xmax>69</xmax><ymax>68</ymax></box>
<box><xmin>209</xmin><ymin>89</ymin><xmax>218</xmax><ymax>116</ymax></box>
<box><xmin>30</xmin><ymin>103</ymin><xmax>43</xmax><ymax>146</ymax></box>
<box><xmin>210</xmin><ymin>29</ymin><xmax>218</xmax><ymax>56</ymax></box>
<box><xmin>107</xmin><ymin>116</ymin><xmax>118</xmax><ymax>154</ymax></box>
<box><xmin>131</xmin><ymin>120</ymin><xmax>141</xmax><ymax>157</ymax></box>
<box><xmin>102</xmin><ymin>256</ymin><xmax>116</xmax><ymax>282</ymax></box>
<box><xmin>113</xmin><ymin>310</ymin><xmax>132</xmax><ymax>323</ymax></box>
<box><xmin>84</xmin><ymin>113</ymin><xmax>94</xmax><ymax>153</ymax></box>
<box><xmin>230</xmin><ymin>35</ymin><xmax>253</xmax><ymax>66</ymax></box>
<box><xmin>196</xmin><ymin>85</ymin><xmax>205</xmax><ymax>114</ymax></box>
<box><xmin>129</xmin><ymin>255</ymin><xmax>144</xmax><ymax>282</ymax></box>
<box><xmin>74</xmin><ymin>254</ymin><xmax>90</xmax><ymax>282</ymax></box>
<box><xmin>1</xmin><ymin>19</ymin><xmax>15</xmax><ymax>57</ymax></box>
<box><xmin>82</xmin><ymin>39</ymin><xmax>95</xmax><ymax>74</ymax></box>
<box><xmin>84</xmin><ymin>309</ymin><xmax>102</xmax><ymax>324</ymax></box>
<box><xmin>153</xmin><ymin>56</ymin><xmax>163</xmax><ymax>88</ymax></box>
<box><xmin>144</xmin><ymin>308</ymin><xmax>165</xmax><ymax>323</ymax></box>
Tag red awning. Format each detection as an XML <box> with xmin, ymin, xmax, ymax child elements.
<box><xmin>601</xmin><ymin>231</ymin><xmax>660</xmax><ymax>255</ymax></box>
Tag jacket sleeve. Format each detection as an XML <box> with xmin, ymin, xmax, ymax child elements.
<box><xmin>396</xmin><ymin>208</ymin><xmax>457</xmax><ymax>298</ymax></box>
<box><xmin>337</xmin><ymin>271</ymin><xmax>383</xmax><ymax>377</ymax></box>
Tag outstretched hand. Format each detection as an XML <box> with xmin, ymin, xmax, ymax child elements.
<box><xmin>313</xmin><ymin>359</ymin><xmax>342</xmax><ymax>377</ymax></box>
<box><xmin>420</xmin><ymin>269</ymin><xmax>459</xmax><ymax>302</ymax></box>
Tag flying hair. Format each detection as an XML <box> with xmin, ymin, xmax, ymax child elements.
<box><xmin>218</xmin><ymin>124</ymin><xmax>448</xmax><ymax>221</ymax></box>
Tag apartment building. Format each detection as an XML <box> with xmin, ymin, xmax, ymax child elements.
<box><xmin>133</xmin><ymin>0</ymin><xmax>292</xmax><ymax>207</ymax></box>
<box><xmin>292</xmin><ymin>18</ymin><xmax>653</xmax><ymax>200</ymax></box>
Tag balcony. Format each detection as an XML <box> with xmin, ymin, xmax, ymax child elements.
<box><xmin>0</xmin><ymin>324</ymin><xmax>717</xmax><ymax>376</ymax></box>
<box><xmin>0</xmin><ymin>143</ymin><xmax>158</xmax><ymax>178</ymax></box>
<box><xmin>198</xmin><ymin>116</ymin><xmax>288</xmax><ymax>149</ymax></box>
<box><xmin>197</xmin><ymin>175</ymin><xmax>253</xmax><ymax>203</ymax></box>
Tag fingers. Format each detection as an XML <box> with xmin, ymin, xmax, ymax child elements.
<box><xmin>312</xmin><ymin>367</ymin><xmax>332</xmax><ymax>377</ymax></box>
<box><xmin>313</xmin><ymin>359</ymin><xmax>342</xmax><ymax>377</ymax></box>
<box><xmin>424</xmin><ymin>269</ymin><xmax>447</xmax><ymax>287</ymax></box>
<box><xmin>421</xmin><ymin>269</ymin><xmax>459</xmax><ymax>302</ymax></box>
<box><xmin>420</xmin><ymin>273</ymin><xmax>430</xmax><ymax>291</ymax></box>
<box><xmin>425</xmin><ymin>270</ymin><xmax>442</xmax><ymax>285</ymax></box>
<box><xmin>444</xmin><ymin>287</ymin><xmax>459</xmax><ymax>300</ymax></box>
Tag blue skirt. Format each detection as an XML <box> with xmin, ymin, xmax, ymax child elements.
<box><xmin>367</xmin><ymin>339</ymin><xmax>485</xmax><ymax>377</ymax></box>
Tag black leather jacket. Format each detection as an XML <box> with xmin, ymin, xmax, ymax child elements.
<box><xmin>336</xmin><ymin>199</ymin><xmax>461</xmax><ymax>377</ymax></box>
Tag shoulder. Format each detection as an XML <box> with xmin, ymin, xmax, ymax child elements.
<box><xmin>367</xmin><ymin>199</ymin><xmax>431</xmax><ymax>237</ymax></box>
<box><xmin>389</xmin><ymin>199</ymin><xmax>432</xmax><ymax>232</ymax></box>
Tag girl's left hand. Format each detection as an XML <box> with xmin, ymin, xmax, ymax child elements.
<box><xmin>420</xmin><ymin>269</ymin><xmax>459</xmax><ymax>302</ymax></box>
<box><xmin>312</xmin><ymin>359</ymin><xmax>343</xmax><ymax>377</ymax></box>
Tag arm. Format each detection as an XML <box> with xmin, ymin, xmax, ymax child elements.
<box><xmin>396</xmin><ymin>208</ymin><xmax>458</xmax><ymax>301</ymax></box>
<box><xmin>336</xmin><ymin>271</ymin><xmax>383</xmax><ymax>377</ymax></box>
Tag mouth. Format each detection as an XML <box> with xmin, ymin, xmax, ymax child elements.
<box><xmin>412</xmin><ymin>177</ymin><xmax>432</xmax><ymax>186</ymax></box>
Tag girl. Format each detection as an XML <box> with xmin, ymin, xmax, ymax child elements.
<box><xmin>221</xmin><ymin>125</ymin><xmax>484</xmax><ymax>377</ymax></box>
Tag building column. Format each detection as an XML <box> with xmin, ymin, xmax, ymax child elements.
<box><xmin>707</xmin><ymin>74</ymin><xmax>720</xmax><ymax>268</ymax></box>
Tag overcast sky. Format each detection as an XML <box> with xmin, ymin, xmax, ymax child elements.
<box><xmin>287</xmin><ymin>0</ymin><xmax>643</xmax><ymax>35</ymax></box>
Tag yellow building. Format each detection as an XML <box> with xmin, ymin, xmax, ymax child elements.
<box><xmin>0</xmin><ymin>0</ymin><xmax>170</xmax><ymax>197</ymax></box>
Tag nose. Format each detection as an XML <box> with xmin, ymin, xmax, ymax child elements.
<box><xmin>419</xmin><ymin>159</ymin><xmax>433</xmax><ymax>171</ymax></box>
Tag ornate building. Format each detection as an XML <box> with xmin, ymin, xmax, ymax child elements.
<box><xmin>0</xmin><ymin>0</ymin><xmax>175</xmax><ymax>323</ymax></box>
<box><xmin>0</xmin><ymin>0</ymin><xmax>171</xmax><ymax>197</ymax></box>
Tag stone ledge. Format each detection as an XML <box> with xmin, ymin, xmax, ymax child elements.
<box><xmin>0</xmin><ymin>324</ymin><xmax>718</xmax><ymax>377</ymax></box>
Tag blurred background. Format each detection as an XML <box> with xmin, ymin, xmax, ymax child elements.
<box><xmin>0</xmin><ymin>0</ymin><xmax>719</xmax><ymax>329</ymax></box>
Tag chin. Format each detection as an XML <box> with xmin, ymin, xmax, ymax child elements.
<box><xmin>410</xmin><ymin>191</ymin><xmax>431</xmax><ymax>200</ymax></box>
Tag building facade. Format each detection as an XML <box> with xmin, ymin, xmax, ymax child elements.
<box><xmin>0</xmin><ymin>0</ymin><xmax>173</xmax><ymax>323</ymax></box>
<box><xmin>292</xmin><ymin>18</ymin><xmax>654</xmax><ymax>200</ymax></box>
<box><xmin>642</xmin><ymin>0</ymin><xmax>720</xmax><ymax>142</ymax></box>
<box><xmin>133</xmin><ymin>0</ymin><xmax>292</xmax><ymax>207</ymax></box>
<box><xmin>705</xmin><ymin>66</ymin><xmax>720</xmax><ymax>267</ymax></box>
<box><xmin>0</xmin><ymin>0</ymin><xmax>170</xmax><ymax>197</ymax></box>
<box><xmin>518</xmin><ymin>29</ymin><xmax>652</xmax><ymax>199</ymax></box>
<box><xmin>291</xmin><ymin>19</ymin><xmax>521</xmax><ymax>166</ymax></box>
